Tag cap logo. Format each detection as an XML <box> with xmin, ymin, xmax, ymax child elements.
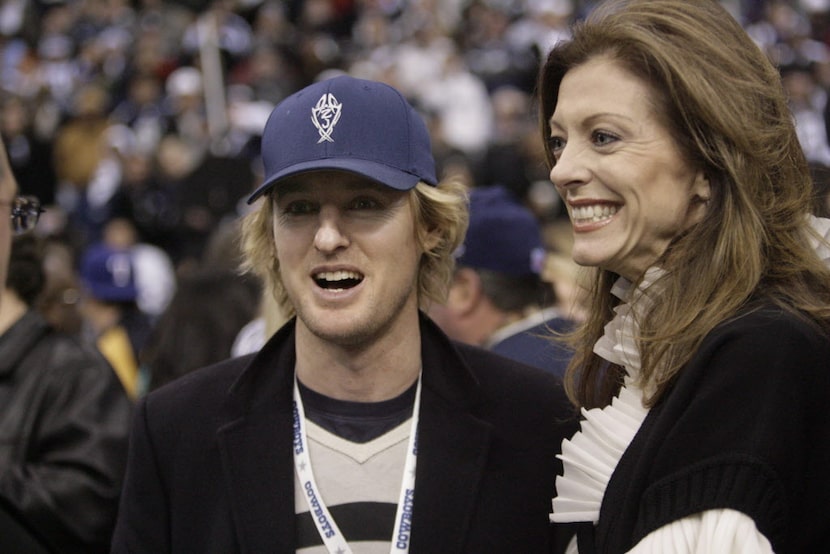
<box><xmin>311</xmin><ymin>92</ymin><xmax>342</xmax><ymax>143</ymax></box>
<box><xmin>530</xmin><ymin>247</ymin><xmax>546</xmax><ymax>274</ymax></box>
<box><xmin>108</xmin><ymin>253</ymin><xmax>133</xmax><ymax>288</ymax></box>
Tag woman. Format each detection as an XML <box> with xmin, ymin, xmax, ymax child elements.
<box><xmin>538</xmin><ymin>0</ymin><xmax>830</xmax><ymax>552</ymax></box>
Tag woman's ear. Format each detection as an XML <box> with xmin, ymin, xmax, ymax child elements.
<box><xmin>692</xmin><ymin>170</ymin><xmax>711</xmax><ymax>204</ymax></box>
<box><xmin>686</xmin><ymin>170</ymin><xmax>711</xmax><ymax>227</ymax></box>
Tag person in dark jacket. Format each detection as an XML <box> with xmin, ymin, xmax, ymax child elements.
<box><xmin>112</xmin><ymin>75</ymin><xmax>578</xmax><ymax>553</ymax></box>
<box><xmin>0</xmin><ymin>231</ymin><xmax>133</xmax><ymax>553</ymax></box>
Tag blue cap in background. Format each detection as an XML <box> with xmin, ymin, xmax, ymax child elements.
<box><xmin>456</xmin><ymin>185</ymin><xmax>546</xmax><ymax>277</ymax></box>
<box><xmin>80</xmin><ymin>244</ymin><xmax>138</xmax><ymax>302</ymax></box>
<box><xmin>247</xmin><ymin>75</ymin><xmax>437</xmax><ymax>203</ymax></box>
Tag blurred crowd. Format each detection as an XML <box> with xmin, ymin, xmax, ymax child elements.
<box><xmin>3</xmin><ymin>0</ymin><xmax>830</xmax><ymax>395</ymax></box>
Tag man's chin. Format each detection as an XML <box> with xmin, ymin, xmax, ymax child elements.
<box><xmin>301</xmin><ymin>314</ymin><xmax>377</xmax><ymax>348</ymax></box>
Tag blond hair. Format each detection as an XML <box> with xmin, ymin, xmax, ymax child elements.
<box><xmin>239</xmin><ymin>178</ymin><xmax>469</xmax><ymax>318</ymax></box>
<box><xmin>537</xmin><ymin>0</ymin><xmax>830</xmax><ymax>408</ymax></box>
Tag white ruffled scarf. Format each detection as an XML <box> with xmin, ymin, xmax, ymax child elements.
<box><xmin>550</xmin><ymin>268</ymin><xmax>662</xmax><ymax>523</ymax></box>
<box><xmin>550</xmin><ymin>215</ymin><xmax>830</xmax><ymax>524</ymax></box>
<box><xmin>808</xmin><ymin>214</ymin><xmax>830</xmax><ymax>266</ymax></box>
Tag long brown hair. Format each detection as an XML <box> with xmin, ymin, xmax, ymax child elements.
<box><xmin>537</xmin><ymin>0</ymin><xmax>830</xmax><ymax>409</ymax></box>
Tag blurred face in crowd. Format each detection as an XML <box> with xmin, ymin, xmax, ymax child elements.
<box><xmin>272</xmin><ymin>171</ymin><xmax>423</xmax><ymax>347</ymax></box>
<box><xmin>425</xmin><ymin>268</ymin><xmax>479</xmax><ymax>344</ymax></box>
<box><xmin>547</xmin><ymin>56</ymin><xmax>710</xmax><ymax>280</ymax></box>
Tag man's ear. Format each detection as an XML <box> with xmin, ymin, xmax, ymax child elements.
<box><xmin>421</xmin><ymin>227</ymin><xmax>442</xmax><ymax>253</ymax></box>
<box><xmin>447</xmin><ymin>268</ymin><xmax>483</xmax><ymax>315</ymax></box>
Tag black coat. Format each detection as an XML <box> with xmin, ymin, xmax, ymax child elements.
<box><xmin>0</xmin><ymin>310</ymin><xmax>132</xmax><ymax>553</ymax></box>
<box><xmin>112</xmin><ymin>315</ymin><xmax>578</xmax><ymax>552</ymax></box>
<box><xmin>581</xmin><ymin>304</ymin><xmax>830</xmax><ymax>553</ymax></box>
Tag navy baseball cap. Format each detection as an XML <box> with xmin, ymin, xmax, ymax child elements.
<box><xmin>456</xmin><ymin>186</ymin><xmax>546</xmax><ymax>277</ymax></box>
<box><xmin>80</xmin><ymin>244</ymin><xmax>138</xmax><ymax>302</ymax></box>
<box><xmin>247</xmin><ymin>75</ymin><xmax>437</xmax><ymax>203</ymax></box>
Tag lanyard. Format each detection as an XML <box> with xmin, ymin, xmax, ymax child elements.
<box><xmin>292</xmin><ymin>374</ymin><xmax>422</xmax><ymax>554</ymax></box>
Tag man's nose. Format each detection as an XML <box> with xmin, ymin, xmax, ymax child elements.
<box><xmin>313</xmin><ymin>206</ymin><xmax>349</xmax><ymax>253</ymax></box>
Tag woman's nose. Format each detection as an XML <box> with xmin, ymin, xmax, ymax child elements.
<box><xmin>549</xmin><ymin>142</ymin><xmax>589</xmax><ymax>190</ymax></box>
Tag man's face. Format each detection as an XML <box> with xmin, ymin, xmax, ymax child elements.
<box><xmin>0</xmin><ymin>144</ymin><xmax>16</xmax><ymax>295</ymax></box>
<box><xmin>272</xmin><ymin>171</ymin><xmax>423</xmax><ymax>348</ymax></box>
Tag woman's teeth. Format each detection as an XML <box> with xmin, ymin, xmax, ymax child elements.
<box><xmin>571</xmin><ymin>204</ymin><xmax>618</xmax><ymax>223</ymax></box>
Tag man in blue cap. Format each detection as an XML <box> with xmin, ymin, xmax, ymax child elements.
<box><xmin>78</xmin><ymin>242</ymin><xmax>152</xmax><ymax>399</ymax></box>
<box><xmin>428</xmin><ymin>185</ymin><xmax>575</xmax><ymax>378</ymax></box>
<box><xmin>112</xmin><ymin>75</ymin><xmax>577</xmax><ymax>553</ymax></box>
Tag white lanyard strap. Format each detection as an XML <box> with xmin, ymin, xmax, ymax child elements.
<box><xmin>292</xmin><ymin>375</ymin><xmax>422</xmax><ymax>554</ymax></box>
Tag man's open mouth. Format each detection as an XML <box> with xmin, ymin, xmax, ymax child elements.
<box><xmin>314</xmin><ymin>270</ymin><xmax>364</xmax><ymax>290</ymax></box>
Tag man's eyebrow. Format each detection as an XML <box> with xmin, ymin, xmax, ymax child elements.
<box><xmin>275</xmin><ymin>181</ymin><xmax>303</xmax><ymax>197</ymax></box>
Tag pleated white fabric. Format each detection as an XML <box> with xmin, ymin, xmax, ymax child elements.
<box><xmin>808</xmin><ymin>214</ymin><xmax>830</xmax><ymax>266</ymax></box>
<box><xmin>550</xmin><ymin>268</ymin><xmax>662</xmax><ymax>524</ymax></box>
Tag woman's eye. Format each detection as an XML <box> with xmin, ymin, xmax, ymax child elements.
<box><xmin>592</xmin><ymin>131</ymin><xmax>618</xmax><ymax>147</ymax></box>
<box><xmin>547</xmin><ymin>136</ymin><xmax>565</xmax><ymax>156</ymax></box>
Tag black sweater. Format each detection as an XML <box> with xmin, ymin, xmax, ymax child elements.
<box><xmin>583</xmin><ymin>302</ymin><xmax>830</xmax><ymax>553</ymax></box>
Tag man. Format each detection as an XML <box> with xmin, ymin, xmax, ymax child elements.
<box><xmin>112</xmin><ymin>75</ymin><xmax>577</xmax><ymax>553</ymax></box>
<box><xmin>0</xmin><ymin>143</ymin><xmax>133</xmax><ymax>553</ymax></box>
<box><xmin>428</xmin><ymin>185</ymin><xmax>575</xmax><ymax>377</ymax></box>
<box><xmin>78</xmin><ymin>241</ymin><xmax>153</xmax><ymax>398</ymax></box>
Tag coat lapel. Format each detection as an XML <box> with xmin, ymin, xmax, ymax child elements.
<box><xmin>411</xmin><ymin>316</ymin><xmax>492</xmax><ymax>551</ymax></box>
<box><xmin>216</xmin><ymin>321</ymin><xmax>298</xmax><ymax>553</ymax></box>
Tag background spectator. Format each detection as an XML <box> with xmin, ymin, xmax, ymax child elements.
<box><xmin>78</xmin><ymin>242</ymin><xmax>152</xmax><ymax>399</ymax></box>
<box><xmin>141</xmin><ymin>267</ymin><xmax>259</xmax><ymax>392</ymax></box>
<box><xmin>427</xmin><ymin>184</ymin><xmax>575</xmax><ymax>376</ymax></box>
